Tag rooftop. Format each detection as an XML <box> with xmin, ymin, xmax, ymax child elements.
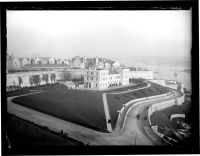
<box><xmin>109</xmin><ymin>69</ymin><xmax>119</xmax><ymax>75</ymax></box>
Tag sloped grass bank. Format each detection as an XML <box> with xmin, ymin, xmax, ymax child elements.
<box><xmin>107</xmin><ymin>85</ymin><xmax>169</xmax><ymax>129</ymax></box>
<box><xmin>7</xmin><ymin>113</ymin><xmax>82</xmax><ymax>148</ymax></box>
<box><xmin>12</xmin><ymin>90</ymin><xmax>108</xmax><ymax>132</ymax></box>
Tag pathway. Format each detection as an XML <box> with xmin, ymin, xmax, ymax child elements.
<box><xmin>102</xmin><ymin>93</ymin><xmax>113</xmax><ymax>132</ymax></box>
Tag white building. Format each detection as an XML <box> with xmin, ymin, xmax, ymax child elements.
<box><xmin>84</xmin><ymin>68</ymin><xmax>129</xmax><ymax>89</ymax></box>
<box><xmin>112</xmin><ymin>60</ymin><xmax>121</xmax><ymax>68</ymax></box>
<box><xmin>116</xmin><ymin>68</ymin><xmax>130</xmax><ymax>85</ymax></box>
<box><xmin>129</xmin><ymin>68</ymin><xmax>154</xmax><ymax>80</ymax></box>
<box><xmin>35</xmin><ymin>57</ymin><xmax>42</xmax><ymax>64</ymax></box>
<box><xmin>49</xmin><ymin>58</ymin><xmax>55</xmax><ymax>64</ymax></box>
<box><xmin>105</xmin><ymin>62</ymin><xmax>111</xmax><ymax>70</ymax></box>
<box><xmin>108</xmin><ymin>70</ymin><xmax>121</xmax><ymax>86</ymax></box>
<box><xmin>56</xmin><ymin>58</ymin><xmax>67</xmax><ymax>64</ymax></box>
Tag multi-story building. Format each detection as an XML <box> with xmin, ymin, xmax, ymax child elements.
<box><xmin>116</xmin><ymin>68</ymin><xmax>130</xmax><ymax>85</ymax></box>
<box><xmin>19</xmin><ymin>58</ymin><xmax>31</xmax><ymax>67</ymax></box>
<box><xmin>84</xmin><ymin>68</ymin><xmax>129</xmax><ymax>90</ymax></box>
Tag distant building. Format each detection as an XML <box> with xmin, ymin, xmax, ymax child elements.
<box><xmin>41</xmin><ymin>57</ymin><xmax>51</xmax><ymax>64</ymax></box>
<box><xmin>112</xmin><ymin>60</ymin><xmax>121</xmax><ymax>68</ymax></box>
<box><xmin>65</xmin><ymin>81</ymin><xmax>76</xmax><ymax>89</ymax></box>
<box><xmin>35</xmin><ymin>57</ymin><xmax>42</xmax><ymax>64</ymax></box>
<box><xmin>19</xmin><ymin>58</ymin><xmax>31</xmax><ymax>67</ymax></box>
<box><xmin>7</xmin><ymin>53</ymin><xmax>21</xmax><ymax>70</ymax></box>
<box><xmin>56</xmin><ymin>58</ymin><xmax>67</xmax><ymax>64</ymax></box>
<box><xmin>84</xmin><ymin>68</ymin><xmax>129</xmax><ymax>89</ymax></box>
<box><xmin>104</xmin><ymin>62</ymin><xmax>111</xmax><ymax>70</ymax></box>
<box><xmin>129</xmin><ymin>67</ymin><xmax>154</xmax><ymax>80</ymax></box>
<box><xmin>48</xmin><ymin>58</ymin><xmax>55</xmax><ymax>64</ymax></box>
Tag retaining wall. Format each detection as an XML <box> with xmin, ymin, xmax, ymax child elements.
<box><xmin>7</xmin><ymin>71</ymin><xmax>57</xmax><ymax>88</ymax></box>
<box><xmin>147</xmin><ymin>90</ymin><xmax>185</xmax><ymax>145</ymax></box>
<box><xmin>115</xmin><ymin>91</ymin><xmax>171</xmax><ymax>133</ymax></box>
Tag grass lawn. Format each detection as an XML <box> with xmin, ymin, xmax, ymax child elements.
<box><xmin>12</xmin><ymin>89</ymin><xmax>108</xmax><ymax>132</ymax></box>
<box><xmin>107</xmin><ymin>84</ymin><xmax>169</xmax><ymax>129</ymax></box>
<box><xmin>7</xmin><ymin>83</ymin><xmax>67</xmax><ymax>97</ymax></box>
<box><xmin>7</xmin><ymin>114</ymin><xmax>82</xmax><ymax>148</ymax></box>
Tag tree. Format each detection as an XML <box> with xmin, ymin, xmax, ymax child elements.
<box><xmin>32</xmin><ymin>75</ymin><xmax>41</xmax><ymax>86</ymax></box>
<box><xmin>18</xmin><ymin>76</ymin><xmax>23</xmax><ymax>87</ymax></box>
<box><xmin>50</xmin><ymin>73</ymin><xmax>56</xmax><ymax>82</ymax></box>
<box><xmin>29</xmin><ymin>76</ymin><xmax>33</xmax><ymax>86</ymax></box>
<box><xmin>42</xmin><ymin>74</ymin><xmax>49</xmax><ymax>84</ymax></box>
<box><xmin>61</xmin><ymin>72</ymin><xmax>72</xmax><ymax>81</ymax></box>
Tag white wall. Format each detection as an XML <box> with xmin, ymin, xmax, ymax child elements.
<box><xmin>149</xmin><ymin>79</ymin><xmax>166</xmax><ymax>87</ymax></box>
<box><xmin>7</xmin><ymin>71</ymin><xmax>57</xmax><ymax>87</ymax></box>
<box><xmin>129</xmin><ymin>70</ymin><xmax>154</xmax><ymax>80</ymax></box>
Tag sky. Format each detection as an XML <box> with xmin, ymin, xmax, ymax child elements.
<box><xmin>7</xmin><ymin>10</ymin><xmax>192</xmax><ymax>66</ymax></box>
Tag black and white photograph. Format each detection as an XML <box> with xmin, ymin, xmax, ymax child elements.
<box><xmin>3</xmin><ymin>1</ymin><xmax>199</xmax><ymax>155</ymax></box>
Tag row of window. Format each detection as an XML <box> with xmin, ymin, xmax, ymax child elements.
<box><xmin>86</xmin><ymin>77</ymin><xmax>98</xmax><ymax>81</ymax></box>
<box><xmin>109</xmin><ymin>76</ymin><xmax>120</xmax><ymax>80</ymax></box>
<box><xmin>100</xmin><ymin>81</ymin><xmax>120</xmax><ymax>87</ymax></box>
<box><xmin>86</xmin><ymin>76</ymin><xmax>123</xmax><ymax>81</ymax></box>
<box><xmin>87</xmin><ymin>71</ymin><xmax>109</xmax><ymax>76</ymax></box>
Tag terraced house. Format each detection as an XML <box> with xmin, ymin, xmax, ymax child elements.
<box><xmin>84</xmin><ymin>68</ymin><xmax>129</xmax><ymax>89</ymax></box>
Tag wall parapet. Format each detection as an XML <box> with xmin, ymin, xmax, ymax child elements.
<box><xmin>147</xmin><ymin>89</ymin><xmax>185</xmax><ymax>145</ymax></box>
<box><xmin>114</xmin><ymin>89</ymin><xmax>172</xmax><ymax>133</ymax></box>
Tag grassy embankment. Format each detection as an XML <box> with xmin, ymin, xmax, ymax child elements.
<box><xmin>106</xmin><ymin>82</ymin><xmax>169</xmax><ymax>129</ymax></box>
<box><xmin>12</xmin><ymin>89</ymin><xmax>108</xmax><ymax>132</ymax></box>
<box><xmin>6</xmin><ymin>113</ymin><xmax>83</xmax><ymax>154</ymax></box>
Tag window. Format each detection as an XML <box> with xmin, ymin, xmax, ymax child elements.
<box><xmin>96</xmin><ymin>83</ymin><xmax>98</xmax><ymax>87</ymax></box>
<box><xmin>91</xmin><ymin>77</ymin><xmax>93</xmax><ymax>80</ymax></box>
<box><xmin>87</xmin><ymin>71</ymin><xmax>89</xmax><ymax>75</ymax></box>
<box><xmin>87</xmin><ymin>77</ymin><xmax>89</xmax><ymax>80</ymax></box>
<box><xmin>91</xmin><ymin>72</ymin><xmax>93</xmax><ymax>75</ymax></box>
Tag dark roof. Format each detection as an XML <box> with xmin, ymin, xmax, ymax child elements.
<box><xmin>129</xmin><ymin>67</ymin><xmax>137</xmax><ymax>71</ymax></box>
<box><xmin>80</xmin><ymin>57</ymin><xmax>84</xmax><ymax>63</ymax></box>
<box><xmin>109</xmin><ymin>69</ymin><xmax>119</xmax><ymax>75</ymax></box>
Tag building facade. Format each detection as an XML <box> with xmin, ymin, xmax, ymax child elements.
<box><xmin>84</xmin><ymin>68</ymin><xmax>129</xmax><ymax>90</ymax></box>
<box><xmin>129</xmin><ymin>70</ymin><xmax>154</xmax><ymax>80</ymax></box>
